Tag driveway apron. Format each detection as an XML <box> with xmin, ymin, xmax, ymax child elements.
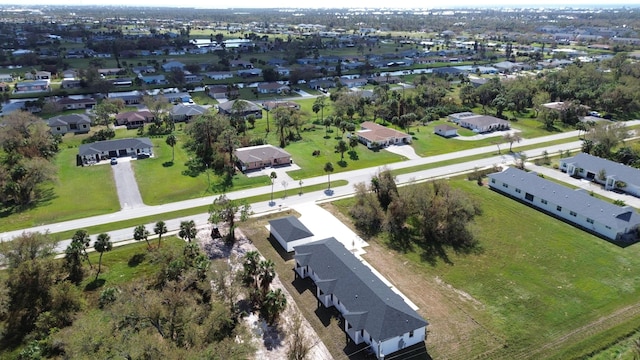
<box><xmin>111</xmin><ymin>160</ymin><xmax>145</xmax><ymax>209</ymax></box>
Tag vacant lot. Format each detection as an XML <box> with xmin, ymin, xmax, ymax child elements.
<box><xmin>327</xmin><ymin>178</ymin><xmax>640</xmax><ymax>359</ymax></box>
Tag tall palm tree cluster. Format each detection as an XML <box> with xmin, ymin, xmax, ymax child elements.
<box><xmin>241</xmin><ymin>251</ymin><xmax>287</xmax><ymax>325</ymax></box>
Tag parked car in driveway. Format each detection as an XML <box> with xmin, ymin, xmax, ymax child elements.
<box><xmin>137</xmin><ymin>152</ymin><xmax>150</xmax><ymax>159</ymax></box>
<box><xmin>110</xmin><ymin>157</ymin><xmax>118</xmax><ymax>165</ymax></box>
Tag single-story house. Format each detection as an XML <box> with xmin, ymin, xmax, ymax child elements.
<box><xmin>269</xmin><ymin>216</ymin><xmax>314</xmax><ymax>252</ymax></box>
<box><xmin>60</xmin><ymin>79</ymin><xmax>82</xmax><ymax>89</ymax></box>
<box><xmin>217</xmin><ymin>99</ymin><xmax>263</xmax><ymax>119</ymax></box>
<box><xmin>234</xmin><ymin>144</ymin><xmax>291</xmax><ymax>172</ymax></box>
<box><xmin>139</xmin><ymin>74</ymin><xmax>166</xmax><ymax>85</ymax></box>
<box><xmin>434</xmin><ymin>124</ymin><xmax>458</xmax><ymax>138</ymax></box>
<box><xmin>98</xmin><ymin>68</ymin><xmax>123</xmax><ymax>76</ymax></box>
<box><xmin>207</xmin><ymin>85</ymin><xmax>239</xmax><ymax>99</ymax></box>
<box><xmin>488</xmin><ymin>167</ymin><xmax>640</xmax><ymax>241</ymax></box>
<box><xmin>169</xmin><ymin>104</ymin><xmax>208</xmax><ymax>122</ymax></box>
<box><xmin>262</xmin><ymin>100</ymin><xmax>300</xmax><ymax>111</ymax></box>
<box><xmin>15</xmin><ymin>80</ymin><xmax>49</xmax><ymax>93</ymax></box>
<box><xmin>112</xmin><ymin>78</ymin><xmax>133</xmax><ymax>87</ymax></box>
<box><xmin>257</xmin><ymin>82</ymin><xmax>290</xmax><ymax>94</ymax></box>
<box><xmin>162</xmin><ymin>61</ymin><xmax>186</xmax><ymax>72</ymax></box>
<box><xmin>48</xmin><ymin>114</ymin><xmax>91</xmax><ymax>135</ymax></box>
<box><xmin>57</xmin><ymin>98</ymin><xmax>97</xmax><ymax>110</ymax></box>
<box><xmin>340</xmin><ymin>77</ymin><xmax>368</xmax><ymax>88</ymax></box>
<box><xmin>294</xmin><ymin>238</ymin><xmax>428</xmax><ymax>360</ymax></box>
<box><xmin>230</xmin><ymin>59</ymin><xmax>253</xmax><ymax>68</ymax></box>
<box><xmin>62</xmin><ymin>69</ymin><xmax>78</xmax><ymax>79</ymax></box>
<box><xmin>115</xmin><ymin>110</ymin><xmax>155</xmax><ymax>128</ymax></box>
<box><xmin>205</xmin><ymin>71</ymin><xmax>234</xmax><ymax>80</ymax></box>
<box><xmin>356</xmin><ymin>121</ymin><xmax>412</xmax><ymax>148</ymax></box>
<box><xmin>108</xmin><ymin>92</ymin><xmax>142</xmax><ymax>105</ymax></box>
<box><xmin>449</xmin><ymin>113</ymin><xmax>509</xmax><ymax>133</ymax></box>
<box><xmin>237</xmin><ymin>68</ymin><xmax>262</xmax><ymax>78</ymax></box>
<box><xmin>24</xmin><ymin>71</ymin><xmax>51</xmax><ymax>82</ymax></box>
<box><xmin>559</xmin><ymin>153</ymin><xmax>640</xmax><ymax>197</ymax></box>
<box><xmin>78</xmin><ymin>137</ymin><xmax>153</xmax><ymax>165</ymax></box>
<box><xmin>0</xmin><ymin>74</ymin><xmax>14</xmax><ymax>82</ymax></box>
<box><xmin>367</xmin><ymin>75</ymin><xmax>401</xmax><ymax>85</ymax></box>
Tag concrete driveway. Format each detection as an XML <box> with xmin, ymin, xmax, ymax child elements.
<box><xmin>385</xmin><ymin>144</ymin><xmax>420</xmax><ymax>160</ymax></box>
<box><xmin>111</xmin><ymin>158</ymin><xmax>145</xmax><ymax>210</ymax></box>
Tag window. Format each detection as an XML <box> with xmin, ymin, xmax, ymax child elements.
<box><xmin>606</xmin><ymin>225</ymin><xmax>612</xmax><ymax>229</ymax></box>
<box><xmin>587</xmin><ymin>218</ymin><xmax>594</xmax><ymax>224</ymax></box>
<box><xmin>541</xmin><ymin>199</ymin><xmax>548</xmax><ymax>204</ymax></box>
<box><xmin>570</xmin><ymin>211</ymin><xmax>577</xmax><ymax>217</ymax></box>
<box><xmin>409</xmin><ymin>330</ymin><xmax>414</xmax><ymax>338</ymax></box>
<box><xmin>556</xmin><ymin>206</ymin><xmax>562</xmax><ymax>212</ymax></box>
<box><xmin>491</xmin><ymin>178</ymin><xmax>496</xmax><ymax>184</ymax></box>
<box><xmin>502</xmin><ymin>183</ymin><xmax>508</xmax><ymax>188</ymax></box>
<box><xmin>515</xmin><ymin>188</ymin><xmax>521</xmax><ymax>193</ymax></box>
<box><xmin>525</xmin><ymin>193</ymin><xmax>534</xmax><ymax>201</ymax></box>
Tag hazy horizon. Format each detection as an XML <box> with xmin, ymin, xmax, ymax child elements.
<box><xmin>0</xmin><ymin>0</ymin><xmax>639</xmax><ymax>9</ymax></box>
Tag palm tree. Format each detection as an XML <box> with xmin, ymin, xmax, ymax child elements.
<box><xmin>258</xmin><ymin>259</ymin><xmax>276</xmax><ymax>297</ymax></box>
<box><xmin>335</xmin><ymin>140</ymin><xmax>348</xmax><ymax>161</ymax></box>
<box><xmin>178</xmin><ymin>220</ymin><xmax>197</xmax><ymax>242</ymax></box>
<box><xmin>71</xmin><ymin>229</ymin><xmax>93</xmax><ymax>269</ymax></box>
<box><xmin>165</xmin><ymin>134</ymin><xmax>177</xmax><ymax>162</ymax></box>
<box><xmin>94</xmin><ymin>233</ymin><xmax>113</xmax><ymax>281</ymax></box>
<box><xmin>242</xmin><ymin>250</ymin><xmax>261</xmax><ymax>286</ymax></box>
<box><xmin>349</xmin><ymin>136</ymin><xmax>359</xmax><ymax>151</ymax></box>
<box><xmin>324</xmin><ymin>162</ymin><xmax>334</xmax><ymax>190</ymax></box>
<box><xmin>264</xmin><ymin>288</ymin><xmax>287</xmax><ymax>325</ymax></box>
<box><xmin>154</xmin><ymin>221</ymin><xmax>168</xmax><ymax>248</ymax></box>
<box><xmin>270</xmin><ymin>171</ymin><xmax>277</xmax><ymax>203</ymax></box>
<box><xmin>133</xmin><ymin>224</ymin><xmax>151</xmax><ymax>249</ymax></box>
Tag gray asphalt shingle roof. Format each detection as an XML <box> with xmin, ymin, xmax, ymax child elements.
<box><xmin>78</xmin><ymin>137</ymin><xmax>153</xmax><ymax>157</ymax></box>
<box><xmin>48</xmin><ymin>114</ymin><xmax>91</xmax><ymax>127</ymax></box>
<box><xmin>234</xmin><ymin>144</ymin><xmax>291</xmax><ymax>164</ymax></box>
<box><xmin>489</xmin><ymin>167</ymin><xmax>640</xmax><ymax>231</ymax></box>
<box><xmin>295</xmin><ymin>238</ymin><xmax>427</xmax><ymax>342</ymax></box>
<box><xmin>562</xmin><ymin>153</ymin><xmax>640</xmax><ymax>188</ymax></box>
<box><xmin>269</xmin><ymin>216</ymin><xmax>313</xmax><ymax>243</ymax></box>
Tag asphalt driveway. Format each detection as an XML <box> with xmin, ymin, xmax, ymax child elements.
<box><xmin>111</xmin><ymin>159</ymin><xmax>145</xmax><ymax>209</ymax></box>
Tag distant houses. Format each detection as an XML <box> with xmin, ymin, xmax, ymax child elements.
<box><xmin>294</xmin><ymin>238</ymin><xmax>428</xmax><ymax>359</ymax></box>
<box><xmin>488</xmin><ymin>167</ymin><xmax>640</xmax><ymax>241</ymax></box>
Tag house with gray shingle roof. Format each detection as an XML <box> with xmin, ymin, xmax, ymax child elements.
<box><xmin>268</xmin><ymin>216</ymin><xmax>314</xmax><ymax>252</ymax></box>
<box><xmin>217</xmin><ymin>99</ymin><xmax>262</xmax><ymax>119</ymax></box>
<box><xmin>48</xmin><ymin>114</ymin><xmax>91</xmax><ymax>135</ymax></box>
<box><xmin>294</xmin><ymin>238</ymin><xmax>428</xmax><ymax>359</ymax></box>
<box><xmin>488</xmin><ymin>167</ymin><xmax>640</xmax><ymax>241</ymax></box>
<box><xmin>234</xmin><ymin>144</ymin><xmax>291</xmax><ymax>172</ymax></box>
<box><xmin>559</xmin><ymin>153</ymin><xmax>640</xmax><ymax>197</ymax></box>
<box><xmin>169</xmin><ymin>104</ymin><xmax>208</xmax><ymax>122</ymax></box>
<box><xmin>78</xmin><ymin>137</ymin><xmax>153</xmax><ymax>165</ymax></box>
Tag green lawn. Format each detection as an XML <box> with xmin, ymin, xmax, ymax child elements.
<box><xmin>0</xmin><ymin>147</ymin><xmax>119</xmax><ymax>232</ymax></box>
<box><xmin>332</xmin><ymin>178</ymin><xmax>640</xmax><ymax>359</ymax></box>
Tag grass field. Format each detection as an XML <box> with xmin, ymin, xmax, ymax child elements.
<box><xmin>326</xmin><ymin>178</ymin><xmax>640</xmax><ymax>359</ymax></box>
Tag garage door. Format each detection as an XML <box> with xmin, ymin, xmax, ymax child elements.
<box><xmin>118</xmin><ymin>149</ymin><xmax>128</xmax><ymax>157</ymax></box>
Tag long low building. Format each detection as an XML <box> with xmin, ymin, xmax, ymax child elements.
<box><xmin>488</xmin><ymin>167</ymin><xmax>640</xmax><ymax>241</ymax></box>
<box><xmin>448</xmin><ymin>112</ymin><xmax>509</xmax><ymax>133</ymax></box>
<box><xmin>78</xmin><ymin>138</ymin><xmax>153</xmax><ymax>165</ymax></box>
<box><xmin>234</xmin><ymin>144</ymin><xmax>291</xmax><ymax>172</ymax></box>
<box><xmin>559</xmin><ymin>153</ymin><xmax>640</xmax><ymax>198</ymax></box>
<box><xmin>356</xmin><ymin>121</ymin><xmax>411</xmax><ymax>148</ymax></box>
<box><xmin>295</xmin><ymin>238</ymin><xmax>428</xmax><ymax>359</ymax></box>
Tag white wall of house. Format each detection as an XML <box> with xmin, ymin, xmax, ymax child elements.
<box><xmin>375</xmin><ymin>327</ymin><xmax>427</xmax><ymax>359</ymax></box>
<box><xmin>489</xmin><ymin>177</ymin><xmax>621</xmax><ymax>240</ymax></box>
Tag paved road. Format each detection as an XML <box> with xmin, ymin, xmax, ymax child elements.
<box><xmin>111</xmin><ymin>159</ymin><xmax>145</xmax><ymax>210</ymax></box>
<box><xmin>2</xmin><ymin>121</ymin><xmax>638</xmax><ymax>244</ymax></box>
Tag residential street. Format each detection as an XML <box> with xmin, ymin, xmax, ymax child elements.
<box><xmin>1</xmin><ymin>121</ymin><xmax>639</xmax><ymax>247</ymax></box>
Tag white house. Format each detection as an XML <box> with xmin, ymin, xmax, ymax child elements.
<box><xmin>294</xmin><ymin>238</ymin><xmax>428</xmax><ymax>359</ymax></box>
<box><xmin>78</xmin><ymin>138</ymin><xmax>153</xmax><ymax>165</ymax></box>
<box><xmin>488</xmin><ymin>167</ymin><xmax>640</xmax><ymax>241</ymax></box>
<box><xmin>434</xmin><ymin>124</ymin><xmax>458</xmax><ymax>137</ymax></box>
<box><xmin>269</xmin><ymin>216</ymin><xmax>314</xmax><ymax>252</ymax></box>
<box><xmin>559</xmin><ymin>153</ymin><xmax>640</xmax><ymax>197</ymax></box>
<box><xmin>449</xmin><ymin>112</ymin><xmax>509</xmax><ymax>133</ymax></box>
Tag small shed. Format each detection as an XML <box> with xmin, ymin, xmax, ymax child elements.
<box><xmin>434</xmin><ymin>124</ymin><xmax>458</xmax><ymax>138</ymax></box>
<box><xmin>269</xmin><ymin>216</ymin><xmax>314</xmax><ymax>252</ymax></box>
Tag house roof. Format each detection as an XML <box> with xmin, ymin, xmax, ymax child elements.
<box><xmin>295</xmin><ymin>238</ymin><xmax>428</xmax><ymax>341</ymax></box>
<box><xmin>217</xmin><ymin>99</ymin><xmax>261</xmax><ymax>113</ymax></box>
<box><xmin>170</xmin><ymin>104</ymin><xmax>207</xmax><ymax>117</ymax></box>
<box><xmin>269</xmin><ymin>216</ymin><xmax>314</xmax><ymax>243</ymax></box>
<box><xmin>489</xmin><ymin>167</ymin><xmax>640</xmax><ymax>231</ymax></box>
<box><xmin>459</xmin><ymin>115</ymin><xmax>509</xmax><ymax>127</ymax></box>
<box><xmin>435</xmin><ymin>124</ymin><xmax>458</xmax><ymax>132</ymax></box>
<box><xmin>262</xmin><ymin>101</ymin><xmax>299</xmax><ymax>111</ymax></box>
<box><xmin>57</xmin><ymin>98</ymin><xmax>96</xmax><ymax>105</ymax></box>
<box><xmin>357</xmin><ymin>121</ymin><xmax>410</xmax><ymax>143</ymax></box>
<box><xmin>258</xmin><ymin>82</ymin><xmax>289</xmax><ymax>90</ymax></box>
<box><xmin>79</xmin><ymin>137</ymin><xmax>153</xmax><ymax>157</ymax></box>
<box><xmin>48</xmin><ymin>114</ymin><xmax>91</xmax><ymax>127</ymax></box>
<box><xmin>562</xmin><ymin>153</ymin><xmax>640</xmax><ymax>188</ymax></box>
<box><xmin>234</xmin><ymin>144</ymin><xmax>291</xmax><ymax>164</ymax></box>
<box><xmin>115</xmin><ymin>110</ymin><xmax>153</xmax><ymax>122</ymax></box>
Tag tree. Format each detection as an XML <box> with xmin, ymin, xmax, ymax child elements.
<box><xmin>208</xmin><ymin>194</ymin><xmax>252</xmax><ymax>243</ymax></box>
<box><xmin>270</xmin><ymin>171</ymin><xmax>278</xmax><ymax>203</ymax></box>
<box><xmin>349</xmin><ymin>182</ymin><xmax>385</xmax><ymax>236</ymax></box>
<box><xmin>287</xmin><ymin>313</ymin><xmax>312</xmax><ymax>360</ymax></box>
<box><xmin>133</xmin><ymin>224</ymin><xmax>152</xmax><ymax>249</ymax></box>
<box><xmin>242</xmin><ymin>250</ymin><xmax>261</xmax><ymax>287</ymax></box>
<box><xmin>178</xmin><ymin>220</ymin><xmax>198</xmax><ymax>242</ymax></box>
<box><xmin>94</xmin><ymin>233</ymin><xmax>113</xmax><ymax>280</ymax></box>
<box><xmin>335</xmin><ymin>139</ymin><xmax>348</xmax><ymax>161</ymax></box>
<box><xmin>71</xmin><ymin>229</ymin><xmax>93</xmax><ymax>269</ymax></box>
<box><xmin>313</xmin><ymin>95</ymin><xmax>327</xmax><ymax>124</ymax></box>
<box><xmin>143</xmin><ymin>94</ymin><xmax>171</xmax><ymax>128</ymax></box>
<box><xmin>349</xmin><ymin>136</ymin><xmax>359</xmax><ymax>151</ymax></box>
<box><xmin>263</xmin><ymin>288</ymin><xmax>287</xmax><ymax>325</ymax></box>
<box><xmin>93</xmin><ymin>100</ymin><xmax>121</xmax><ymax>126</ymax></box>
<box><xmin>154</xmin><ymin>221</ymin><xmax>168</xmax><ymax>248</ymax></box>
<box><xmin>165</xmin><ymin>134</ymin><xmax>177</xmax><ymax>162</ymax></box>
<box><xmin>324</xmin><ymin>162</ymin><xmax>334</xmax><ymax>190</ymax></box>
<box><xmin>258</xmin><ymin>259</ymin><xmax>276</xmax><ymax>298</ymax></box>
<box><xmin>371</xmin><ymin>168</ymin><xmax>398</xmax><ymax>211</ymax></box>
<box><xmin>504</xmin><ymin>132</ymin><xmax>523</xmax><ymax>152</ymax></box>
